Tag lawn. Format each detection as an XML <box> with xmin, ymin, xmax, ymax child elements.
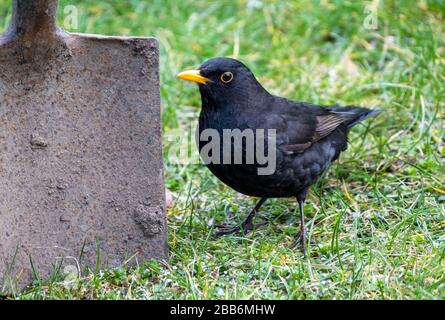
<box><xmin>0</xmin><ymin>0</ymin><xmax>444</xmax><ymax>299</ymax></box>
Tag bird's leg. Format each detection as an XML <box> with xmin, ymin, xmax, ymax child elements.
<box><xmin>215</xmin><ymin>197</ymin><xmax>267</xmax><ymax>236</ymax></box>
<box><xmin>295</xmin><ymin>200</ymin><xmax>308</xmax><ymax>257</ymax></box>
<box><xmin>293</xmin><ymin>190</ymin><xmax>309</xmax><ymax>256</ymax></box>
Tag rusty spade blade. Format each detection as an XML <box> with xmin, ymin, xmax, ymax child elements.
<box><xmin>0</xmin><ymin>0</ymin><xmax>167</xmax><ymax>292</ymax></box>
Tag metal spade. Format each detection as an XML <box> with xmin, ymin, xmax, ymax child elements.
<box><xmin>0</xmin><ymin>0</ymin><xmax>167</xmax><ymax>292</ymax></box>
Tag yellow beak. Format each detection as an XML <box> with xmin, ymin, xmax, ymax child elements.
<box><xmin>177</xmin><ymin>70</ymin><xmax>211</xmax><ymax>84</ymax></box>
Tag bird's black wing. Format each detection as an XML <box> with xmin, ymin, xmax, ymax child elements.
<box><xmin>280</xmin><ymin>114</ymin><xmax>347</xmax><ymax>153</ymax></box>
<box><xmin>267</xmin><ymin>99</ymin><xmax>379</xmax><ymax>154</ymax></box>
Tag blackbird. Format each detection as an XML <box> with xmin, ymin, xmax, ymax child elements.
<box><xmin>177</xmin><ymin>57</ymin><xmax>382</xmax><ymax>255</ymax></box>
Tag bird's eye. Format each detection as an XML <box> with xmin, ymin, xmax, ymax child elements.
<box><xmin>220</xmin><ymin>72</ymin><xmax>234</xmax><ymax>84</ymax></box>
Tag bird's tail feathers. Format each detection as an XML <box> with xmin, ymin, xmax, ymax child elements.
<box><xmin>330</xmin><ymin>106</ymin><xmax>383</xmax><ymax>128</ymax></box>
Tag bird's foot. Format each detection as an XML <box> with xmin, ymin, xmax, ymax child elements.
<box><xmin>290</xmin><ymin>228</ymin><xmax>308</xmax><ymax>256</ymax></box>
<box><xmin>215</xmin><ymin>219</ymin><xmax>267</xmax><ymax>236</ymax></box>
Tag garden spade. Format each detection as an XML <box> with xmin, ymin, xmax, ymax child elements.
<box><xmin>0</xmin><ymin>0</ymin><xmax>167</xmax><ymax>292</ymax></box>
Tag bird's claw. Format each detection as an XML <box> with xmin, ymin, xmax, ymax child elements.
<box><xmin>290</xmin><ymin>228</ymin><xmax>308</xmax><ymax>256</ymax></box>
<box><xmin>215</xmin><ymin>221</ymin><xmax>253</xmax><ymax>236</ymax></box>
<box><xmin>214</xmin><ymin>220</ymin><xmax>267</xmax><ymax>236</ymax></box>
<box><xmin>295</xmin><ymin>228</ymin><xmax>308</xmax><ymax>243</ymax></box>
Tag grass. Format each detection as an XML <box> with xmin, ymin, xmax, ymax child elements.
<box><xmin>0</xmin><ymin>0</ymin><xmax>444</xmax><ymax>299</ymax></box>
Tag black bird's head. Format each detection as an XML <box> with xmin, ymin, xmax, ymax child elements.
<box><xmin>177</xmin><ymin>57</ymin><xmax>265</xmax><ymax>109</ymax></box>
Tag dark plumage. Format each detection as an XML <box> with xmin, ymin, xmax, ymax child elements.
<box><xmin>178</xmin><ymin>57</ymin><xmax>382</xmax><ymax>255</ymax></box>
